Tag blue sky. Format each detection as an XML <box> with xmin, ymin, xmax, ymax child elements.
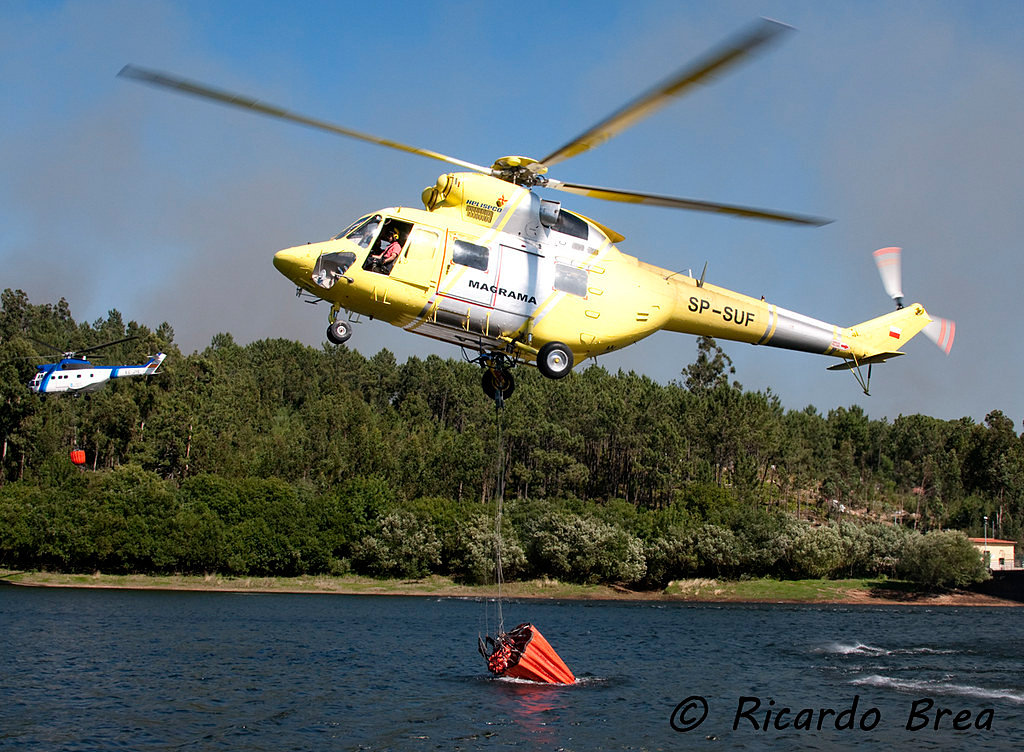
<box><xmin>3</xmin><ymin>0</ymin><xmax>1023</xmax><ymax>425</ymax></box>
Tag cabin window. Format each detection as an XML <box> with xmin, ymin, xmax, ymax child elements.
<box><xmin>405</xmin><ymin>228</ymin><xmax>440</xmax><ymax>261</ymax></box>
<box><xmin>554</xmin><ymin>263</ymin><xmax>588</xmax><ymax>297</ymax></box>
<box><xmin>553</xmin><ymin>211</ymin><xmax>589</xmax><ymax>240</ymax></box>
<box><xmin>452</xmin><ymin>239</ymin><xmax>489</xmax><ymax>272</ymax></box>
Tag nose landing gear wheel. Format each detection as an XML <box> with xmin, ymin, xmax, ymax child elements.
<box><xmin>327</xmin><ymin>319</ymin><xmax>352</xmax><ymax>345</ymax></box>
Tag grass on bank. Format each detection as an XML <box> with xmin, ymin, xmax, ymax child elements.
<box><xmin>0</xmin><ymin>569</ymin><xmax>939</xmax><ymax>603</ymax></box>
<box><xmin>664</xmin><ymin>576</ymin><xmax>879</xmax><ymax>602</ymax></box>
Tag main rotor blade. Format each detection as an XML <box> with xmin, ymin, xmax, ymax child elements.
<box><xmin>547</xmin><ymin>179</ymin><xmax>832</xmax><ymax>226</ymax></box>
<box><xmin>27</xmin><ymin>335</ymin><xmax>64</xmax><ymax>355</ymax></box>
<box><xmin>119</xmin><ymin>65</ymin><xmax>492</xmax><ymax>174</ymax></box>
<box><xmin>77</xmin><ymin>335</ymin><xmax>139</xmax><ymax>356</ymax></box>
<box><xmin>538</xmin><ymin>18</ymin><xmax>792</xmax><ymax>169</ymax></box>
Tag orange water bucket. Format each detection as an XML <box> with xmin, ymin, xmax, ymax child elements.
<box><xmin>480</xmin><ymin>623</ymin><xmax>575</xmax><ymax>684</ymax></box>
<box><xmin>70</xmin><ymin>449</ymin><xmax>86</xmax><ymax>465</ymax></box>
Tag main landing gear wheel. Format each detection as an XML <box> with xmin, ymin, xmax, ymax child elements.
<box><xmin>326</xmin><ymin>319</ymin><xmax>352</xmax><ymax>345</ymax></box>
<box><xmin>482</xmin><ymin>368</ymin><xmax>515</xmax><ymax>404</ymax></box>
<box><xmin>536</xmin><ymin>342</ymin><xmax>573</xmax><ymax>379</ymax></box>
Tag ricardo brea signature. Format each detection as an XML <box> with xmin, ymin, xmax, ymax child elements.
<box><xmin>670</xmin><ymin>695</ymin><xmax>994</xmax><ymax>734</ymax></box>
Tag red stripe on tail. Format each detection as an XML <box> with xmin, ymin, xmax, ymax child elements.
<box><xmin>937</xmin><ymin>319</ymin><xmax>955</xmax><ymax>355</ymax></box>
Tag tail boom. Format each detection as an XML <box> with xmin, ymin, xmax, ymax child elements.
<box><xmin>110</xmin><ymin>352</ymin><xmax>167</xmax><ymax>380</ymax></box>
<box><xmin>664</xmin><ymin>275</ymin><xmax>940</xmax><ymax>364</ymax></box>
<box><xmin>751</xmin><ymin>301</ymin><xmax>936</xmax><ymax>363</ymax></box>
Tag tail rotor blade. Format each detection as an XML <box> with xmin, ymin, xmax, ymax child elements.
<box><xmin>873</xmin><ymin>247</ymin><xmax>904</xmax><ymax>307</ymax></box>
<box><xmin>923</xmin><ymin>317</ymin><xmax>956</xmax><ymax>355</ymax></box>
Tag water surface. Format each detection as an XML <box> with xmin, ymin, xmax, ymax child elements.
<box><xmin>1</xmin><ymin>586</ymin><xmax>1021</xmax><ymax>750</ymax></box>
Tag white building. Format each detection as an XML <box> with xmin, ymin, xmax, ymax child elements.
<box><xmin>969</xmin><ymin>538</ymin><xmax>1018</xmax><ymax>571</ymax></box>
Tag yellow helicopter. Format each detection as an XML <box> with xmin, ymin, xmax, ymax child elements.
<box><xmin>121</xmin><ymin>19</ymin><xmax>952</xmax><ymax>403</ymax></box>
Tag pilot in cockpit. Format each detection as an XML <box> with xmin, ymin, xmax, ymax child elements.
<box><xmin>367</xmin><ymin>226</ymin><xmax>403</xmax><ymax>274</ymax></box>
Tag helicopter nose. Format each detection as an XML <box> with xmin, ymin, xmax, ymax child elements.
<box><xmin>273</xmin><ymin>245</ymin><xmax>316</xmax><ymax>280</ymax></box>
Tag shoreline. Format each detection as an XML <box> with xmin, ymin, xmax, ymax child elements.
<box><xmin>2</xmin><ymin>570</ymin><xmax>1019</xmax><ymax>607</ymax></box>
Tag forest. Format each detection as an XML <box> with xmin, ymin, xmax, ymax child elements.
<box><xmin>1</xmin><ymin>288</ymin><xmax>1018</xmax><ymax>589</ymax></box>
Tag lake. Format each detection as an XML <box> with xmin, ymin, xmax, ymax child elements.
<box><xmin>1</xmin><ymin>586</ymin><xmax>1021</xmax><ymax>750</ymax></box>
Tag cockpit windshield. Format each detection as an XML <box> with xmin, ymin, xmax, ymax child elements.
<box><xmin>333</xmin><ymin>214</ymin><xmax>382</xmax><ymax>249</ymax></box>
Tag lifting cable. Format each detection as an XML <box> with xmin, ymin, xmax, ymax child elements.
<box><xmin>492</xmin><ymin>395</ymin><xmax>507</xmax><ymax>635</ymax></box>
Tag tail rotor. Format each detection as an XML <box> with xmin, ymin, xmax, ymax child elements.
<box><xmin>923</xmin><ymin>318</ymin><xmax>956</xmax><ymax>355</ymax></box>
<box><xmin>873</xmin><ymin>246</ymin><xmax>954</xmax><ymax>355</ymax></box>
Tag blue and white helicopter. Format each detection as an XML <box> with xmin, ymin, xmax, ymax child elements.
<box><xmin>27</xmin><ymin>336</ymin><xmax>166</xmax><ymax>396</ymax></box>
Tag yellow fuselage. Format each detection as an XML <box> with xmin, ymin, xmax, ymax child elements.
<box><xmin>273</xmin><ymin>173</ymin><xmax>932</xmax><ymax>372</ymax></box>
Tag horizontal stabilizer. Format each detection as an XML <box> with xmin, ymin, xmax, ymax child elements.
<box><xmin>848</xmin><ymin>304</ymin><xmax>932</xmax><ymax>355</ymax></box>
<box><xmin>827</xmin><ymin>352</ymin><xmax>904</xmax><ymax>371</ymax></box>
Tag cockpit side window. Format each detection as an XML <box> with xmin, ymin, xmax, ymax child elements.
<box><xmin>363</xmin><ymin>219</ymin><xmax>414</xmax><ymax>275</ymax></box>
<box><xmin>312</xmin><ymin>251</ymin><xmax>357</xmax><ymax>289</ymax></box>
<box><xmin>335</xmin><ymin>214</ymin><xmax>382</xmax><ymax>249</ymax></box>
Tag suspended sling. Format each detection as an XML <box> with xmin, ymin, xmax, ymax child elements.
<box><xmin>478</xmin><ymin>386</ymin><xmax>575</xmax><ymax>684</ymax></box>
<box><xmin>479</xmin><ymin>622</ymin><xmax>576</xmax><ymax>684</ymax></box>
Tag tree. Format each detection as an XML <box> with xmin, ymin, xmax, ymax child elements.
<box><xmin>682</xmin><ymin>336</ymin><xmax>738</xmax><ymax>393</ymax></box>
<box><xmin>2</xmin><ymin>289</ymin><xmax>1021</xmax><ymax>585</ymax></box>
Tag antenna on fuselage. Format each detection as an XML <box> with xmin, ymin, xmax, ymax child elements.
<box><xmin>697</xmin><ymin>261</ymin><xmax>708</xmax><ymax>288</ymax></box>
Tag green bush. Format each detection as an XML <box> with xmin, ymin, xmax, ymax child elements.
<box><xmin>898</xmin><ymin>530</ymin><xmax>989</xmax><ymax>589</ymax></box>
<box><xmin>445</xmin><ymin>513</ymin><xmax>526</xmax><ymax>584</ymax></box>
<box><xmin>351</xmin><ymin>511</ymin><xmax>441</xmax><ymax>578</ymax></box>
<box><xmin>523</xmin><ymin>511</ymin><xmax>646</xmax><ymax>584</ymax></box>
<box><xmin>693</xmin><ymin>523</ymin><xmax>745</xmax><ymax>578</ymax></box>
<box><xmin>642</xmin><ymin>527</ymin><xmax>697</xmax><ymax>587</ymax></box>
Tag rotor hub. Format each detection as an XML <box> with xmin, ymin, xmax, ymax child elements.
<box><xmin>490</xmin><ymin>156</ymin><xmax>548</xmax><ymax>187</ymax></box>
